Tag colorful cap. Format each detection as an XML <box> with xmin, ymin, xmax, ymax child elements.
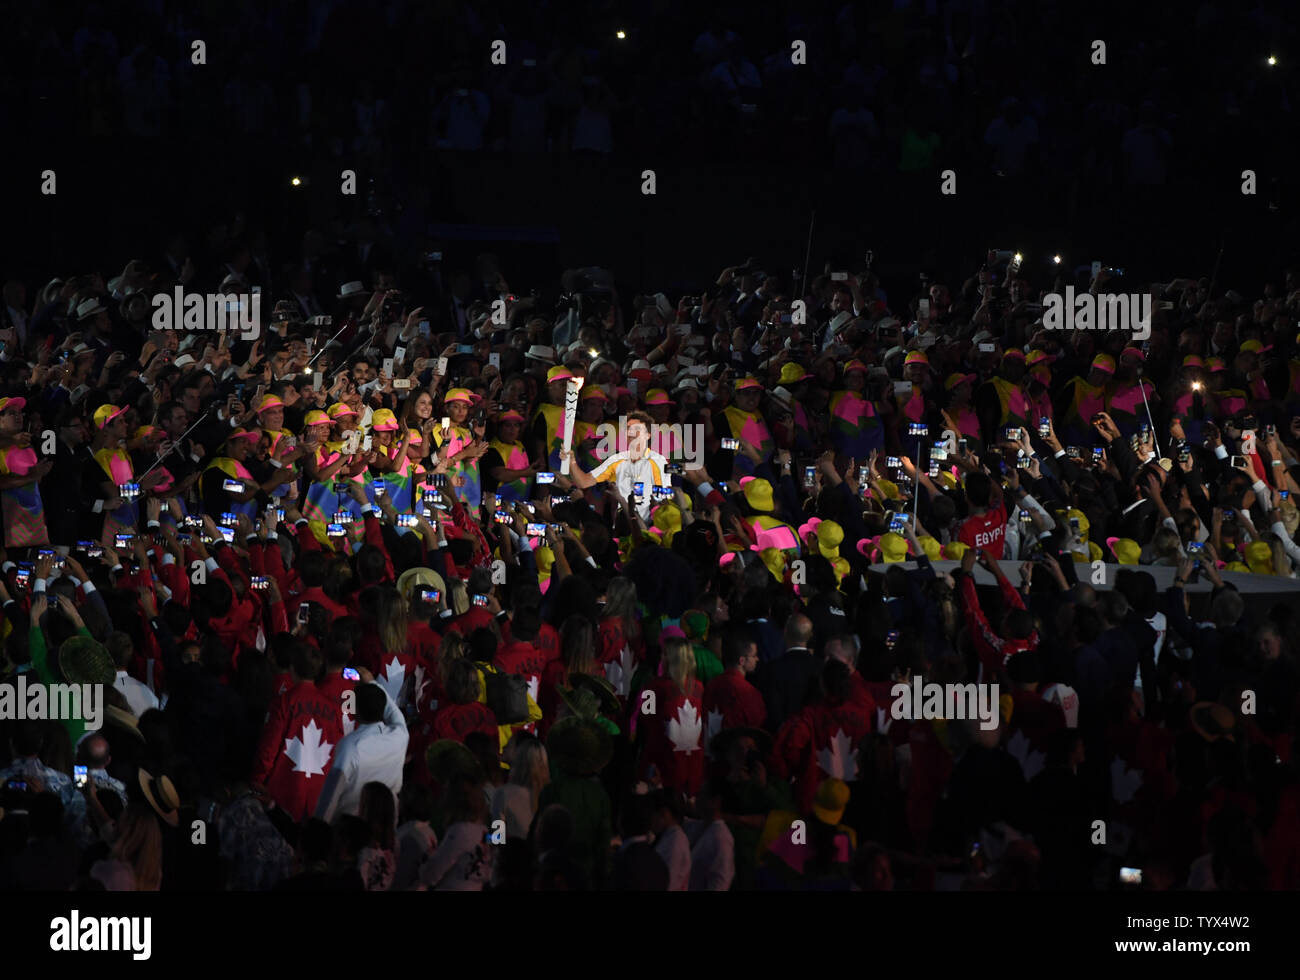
<box><xmin>407</xmin><ymin>428</ymin><xmax>424</xmax><ymax>446</ymax></box>
<box><xmin>1182</xmin><ymin>355</ymin><xmax>1205</xmax><ymax>369</ymax></box>
<box><xmin>499</xmin><ymin>409</ymin><xmax>525</xmax><ymax>423</ymax></box>
<box><xmin>904</xmin><ymin>350</ymin><xmax>931</xmax><ymax>368</ymax></box>
<box><xmin>0</xmin><ymin>396</ymin><xmax>27</xmax><ymax>414</ymax></box>
<box><xmin>779</xmin><ymin>363</ymin><xmax>810</xmax><ymax>385</ymax></box>
<box><xmin>1120</xmin><ymin>347</ymin><xmax>1145</xmax><ymax>362</ymax></box>
<box><xmin>816</xmin><ymin>520</ymin><xmax>844</xmax><ymax>559</ymax></box>
<box><xmin>94</xmin><ymin>404</ymin><xmax>127</xmax><ymax>429</ymax></box>
<box><xmin>1091</xmin><ymin>353</ymin><xmax>1116</xmax><ymax>375</ymax></box>
<box><xmin>1246</xmin><ymin>540</ymin><xmax>1274</xmax><ymax>574</ymax></box>
<box><xmin>735</xmin><ymin>376</ymin><xmax>764</xmax><ymax>392</ymax></box>
<box><xmin>1207</xmin><ymin>356</ymin><xmax>1227</xmax><ymax>373</ymax></box>
<box><xmin>547</xmin><ymin>366</ymin><xmax>575</xmax><ymax>384</ymax></box>
<box><xmin>226</xmin><ymin>427</ymin><xmax>261</xmax><ymax>443</ymax></box>
<box><xmin>256</xmin><ymin>394</ymin><xmax>285</xmax><ymax>414</ymax></box>
<box><xmin>326</xmin><ymin>401</ymin><xmax>358</xmax><ymax>418</ymax></box>
<box><xmin>443</xmin><ymin>388</ymin><xmax>475</xmax><ymax>404</ymax></box>
<box><xmin>304</xmin><ymin>410</ymin><xmax>331</xmax><ymax>427</ymax></box>
<box><xmin>581</xmin><ymin>386</ymin><xmax>609</xmax><ymax>402</ymax></box>
<box><xmin>945</xmin><ymin>372</ymin><xmax>976</xmax><ymax>391</ymax></box>
<box><xmin>644</xmin><ymin>389</ymin><xmax>673</xmax><ymax>406</ymax></box>
<box><xmin>843</xmin><ymin>359</ymin><xmax>868</xmax><ymax>376</ymax></box>
<box><xmin>879</xmin><ymin>532</ymin><xmax>909</xmax><ymax>562</ymax></box>
<box><xmin>1106</xmin><ymin>537</ymin><xmax>1141</xmax><ymax>565</ymax></box>
<box><xmin>1240</xmin><ymin>339</ymin><xmax>1264</xmax><ymax>354</ymax></box>
<box><xmin>742</xmin><ymin>478</ymin><xmax>774</xmax><ymax>513</ymax></box>
<box><xmin>813</xmin><ymin>778</ymin><xmax>850</xmax><ymax>826</ymax></box>
<box><xmin>371</xmin><ymin>408</ymin><xmax>399</xmax><ymax>431</ymax></box>
<box><xmin>1003</xmin><ymin>348</ymin><xmax>1026</xmax><ymax>361</ymax></box>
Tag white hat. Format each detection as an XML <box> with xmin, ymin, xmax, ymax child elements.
<box><xmin>1041</xmin><ymin>683</ymin><xmax>1080</xmax><ymax>728</ymax></box>
<box><xmin>674</xmin><ymin>376</ymin><xmax>700</xmax><ymax>393</ymax></box>
<box><xmin>826</xmin><ymin>311</ymin><xmax>852</xmax><ymax>335</ymax></box>
<box><xmin>171</xmin><ymin>354</ymin><xmax>197</xmax><ymax>370</ymax></box>
<box><xmin>76</xmin><ymin>297</ymin><xmax>107</xmax><ymax>320</ymax></box>
<box><xmin>874</xmin><ymin>316</ymin><xmax>900</xmax><ymax>333</ymax></box>
<box><xmin>525</xmin><ymin>344</ymin><xmax>557</xmax><ymax>364</ymax></box>
<box><xmin>972</xmin><ymin>329</ymin><xmax>995</xmax><ymax>345</ymax></box>
<box><xmin>336</xmin><ymin>281</ymin><xmax>369</xmax><ymax>300</ymax></box>
<box><xmin>629</xmin><ymin>359</ymin><xmax>651</xmax><ymax>372</ymax></box>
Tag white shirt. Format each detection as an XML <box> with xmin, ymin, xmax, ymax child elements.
<box><xmin>590</xmin><ymin>449</ymin><xmax>668</xmax><ymax>521</ymax></box>
<box><xmin>314</xmin><ymin>683</ymin><xmax>408</xmax><ymax>823</ymax></box>
<box><xmin>115</xmin><ymin>670</ymin><xmax>159</xmax><ymax>717</ymax></box>
<box><xmin>688</xmin><ymin>818</ymin><xmax>735</xmax><ymax>891</ymax></box>
<box><xmin>654</xmin><ymin>824</ymin><xmax>692</xmax><ymax>891</ymax></box>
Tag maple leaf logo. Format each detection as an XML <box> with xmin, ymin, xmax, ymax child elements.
<box><xmin>380</xmin><ymin>656</ymin><xmax>407</xmax><ymax>706</ymax></box>
<box><xmin>413</xmin><ymin>663</ymin><xmax>431</xmax><ymax>709</ymax></box>
<box><xmin>666</xmin><ymin>701</ymin><xmax>702</xmax><ymax>754</ymax></box>
<box><xmin>1110</xmin><ymin>757</ymin><xmax>1144</xmax><ymax>804</ymax></box>
<box><xmin>1007</xmin><ymin>729</ymin><xmax>1045</xmax><ymax>782</ymax></box>
<box><xmin>284</xmin><ymin>719</ymin><xmax>333</xmax><ymax>778</ymax></box>
<box><xmin>604</xmin><ymin>644</ymin><xmax>636</xmax><ymax>698</ymax></box>
<box><xmin>817</xmin><ymin>728</ymin><xmax>858</xmax><ymax>781</ymax></box>
<box><xmin>705</xmin><ymin>708</ymin><xmax>724</xmax><ymax>752</ymax></box>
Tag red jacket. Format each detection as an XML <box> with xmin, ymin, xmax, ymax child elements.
<box><xmin>251</xmin><ymin>680</ymin><xmax>343</xmax><ymax>821</ymax></box>
<box><xmin>317</xmin><ymin>671</ymin><xmax>358</xmax><ymax>736</ymax></box>
<box><xmin>959</xmin><ymin>571</ymin><xmax>1038</xmax><ymax>680</ymax></box>
<box><xmin>703</xmin><ymin>669</ymin><xmax>767</xmax><ymax>735</ymax></box>
<box><xmin>430</xmin><ymin>701</ymin><xmax>498</xmax><ymax>744</ymax></box>
<box><xmin>775</xmin><ymin>697</ymin><xmax>872</xmax><ymax>814</ymax></box>
<box><xmin>639</xmin><ymin>678</ymin><xmax>705</xmax><ymax>796</ymax></box>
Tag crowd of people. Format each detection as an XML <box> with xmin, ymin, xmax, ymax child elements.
<box><xmin>1</xmin><ymin>236</ymin><xmax>1300</xmax><ymax>893</ymax></box>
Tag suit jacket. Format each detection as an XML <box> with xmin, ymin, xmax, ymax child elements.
<box><xmin>759</xmin><ymin>648</ymin><xmax>821</xmax><ymax>731</ymax></box>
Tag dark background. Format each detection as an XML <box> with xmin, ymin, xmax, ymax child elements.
<box><xmin>3</xmin><ymin>0</ymin><xmax>1297</xmax><ymax>298</ymax></box>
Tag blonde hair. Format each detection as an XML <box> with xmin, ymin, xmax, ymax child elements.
<box><xmin>378</xmin><ymin>586</ymin><xmax>408</xmax><ymax>654</ymax></box>
<box><xmin>1153</xmin><ymin>526</ymin><xmax>1183</xmax><ymax>563</ymax></box>
<box><xmin>661</xmin><ymin>636</ymin><xmax>696</xmax><ymax>694</ymax></box>
<box><xmin>506</xmin><ymin>737</ymin><xmax>551</xmax><ymax>813</ymax></box>
<box><xmin>447</xmin><ymin>580</ymin><xmax>470</xmax><ymax>617</ymax></box>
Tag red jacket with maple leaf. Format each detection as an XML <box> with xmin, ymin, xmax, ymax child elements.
<box><xmin>252</xmin><ymin>679</ymin><xmax>343</xmax><ymax>821</ymax></box>
<box><xmin>317</xmin><ymin>671</ymin><xmax>358</xmax><ymax>737</ymax></box>
<box><xmin>774</xmin><ymin>697</ymin><xmax>872</xmax><ymax>814</ymax></box>
<box><xmin>639</xmin><ymin>678</ymin><xmax>705</xmax><ymax>796</ymax></box>
<box><xmin>703</xmin><ymin>668</ymin><xmax>767</xmax><ymax>733</ymax></box>
<box><xmin>496</xmin><ymin>639</ymin><xmax>546</xmax><ymax>702</ymax></box>
<box><xmin>598</xmin><ymin>618</ymin><xmax>644</xmax><ymax>666</ymax></box>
